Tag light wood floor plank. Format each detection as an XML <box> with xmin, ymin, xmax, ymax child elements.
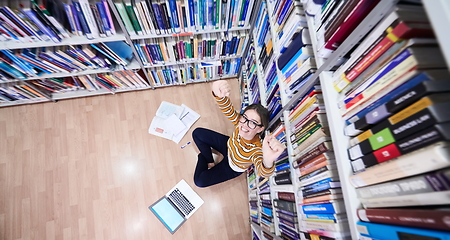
<box><xmin>0</xmin><ymin>79</ymin><xmax>251</xmax><ymax>240</ymax></box>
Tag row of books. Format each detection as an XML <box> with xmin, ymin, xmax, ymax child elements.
<box><xmin>243</xmin><ymin>44</ymin><xmax>260</xmax><ymax>105</ymax></box>
<box><xmin>286</xmin><ymin>85</ymin><xmax>350</xmax><ymax>240</ymax></box>
<box><xmin>0</xmin><ymin>40</ymin><xmax>134</xmax><ymax>82</ymax></box>
<box><xmin>263</xmin><ymin>0</ymin><xmax>315</xmax><ymax>104</ymax></box>
<box><xmin>259</xmin><ymin>176</ymin><xmax>275</xmax><ymax>233</ymax></box>
<box><xmin>146</xmin><ymin>58</ymin><xmax>240</xmax><ymax>85</ymax></box>
<box><xmin>311</xmin><ymin>0</ymin><xmax>380</xmax><ymax>59</ymax></box>
<box><xmin>249</xmin><ymin>165</ymin><xmax>259</xmax><ymax>224</ymax></box>
<box><xmin>0</xmin><ymin>70</ymin><xmax>149</xmax><ymax>103</ymax></box>
<box><xmin>0</xmin><ymin>0</ymin><xmax>123</xmax><ymax>44</ymax></box>
<box><xmin>264</xmin><ymin>62</ymin><xmax>282</xmax><ymax>121</ymax></box>
<box><xmin>239</xmin><ymin>71</ymin><xmax>250</xmax><ymax>111</ymax></box>
<box><xmin>307</xmin><ymin>1</ymin><xmax>450</xmax><ymax>239</ymax></box>
<box><xmin>253</xmin><ymin>1</ymin><xmax>273</xmax><ymax>72</ymax></box>
<box><xmin>0</xmin><ymin>1</ymin><xmax>74</xmax><ymax>43</ymax></box>
<box><xmin>267</xmin><ymin>0</ymin><xmax>308</xmax><ymax>55</ymax></box>
<box><xmin>133</xmin><ymin>31</ymin><xmax>248</xmax><ymax>66</ymax></box>
<box><xmin>114</xmin><ymin>0</ymin><xmax>255</xmax><ymax>36</ymax></box>
<box><xmin>63</xmin><ymin>0</ymin><xmax>117</xmax><ymax>40</ymax></box>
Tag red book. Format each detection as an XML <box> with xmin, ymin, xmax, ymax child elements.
<box><xmin>324</xmin><ymin>0</ymin><xmax>380</xmax><ymax>51</ymax></box>
<box><xmin>344</xmin><ymin>21</ymin><xmax>434</xmax><ymax>83</ymax></box>
<box><xmin>288</xmin><ymin>90</ymin><xmax>322</xmax><ymax>118</ymax></box>
<box><xmin>357</xmin><ymin>208</ymin><xmax>450</xmax><ymax>232</ymax></box>
<box><xmin>299</xmin><ymin>153</ymin><xmax>334</xmax><ymax>175</ymax></box>
<box><xmin>372</xmin><ymin>143</ymin><xmax>401</xmax><ymax>163</ymax></box>
<box><xmin>277</xmin><ymin>191</ymin><xmax>295</xmax><ymax>202</ymax></box>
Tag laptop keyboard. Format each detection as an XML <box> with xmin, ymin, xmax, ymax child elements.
<box><xmin>169</xmin><ymin>188</ymin><xmax>195</xmax><ymax>216</ymax></box>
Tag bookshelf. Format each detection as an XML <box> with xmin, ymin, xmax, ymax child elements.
<box><xmin>0</xmin><ymin>0</ymin><xmax>256</xmax><ymax>107</ymax></box>
<box><xmin>244</xmin><ymin>0</ymin><xmax>450</xmax><ymax>240</ymax></box>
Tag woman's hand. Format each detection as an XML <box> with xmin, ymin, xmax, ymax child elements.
<box><xmin>262</xmin><ymin>135</ymin><xmax>286</xmax><ymax>168</ymax></box>
<box><xmin>212</xmin><ymin>80</ymin><xmax>231</xmax><ymax>98</ymax></box>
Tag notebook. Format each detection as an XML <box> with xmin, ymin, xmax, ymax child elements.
<box><xmin>149</xmin><ymin>179</ymin><xmax>204</xmax><ymax>234</ymax></box>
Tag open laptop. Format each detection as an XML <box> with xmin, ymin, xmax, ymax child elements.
<box><xmin>149</xmin><ymin>179</ymin><xmax>204</xmax><ymax>234</ymax></box>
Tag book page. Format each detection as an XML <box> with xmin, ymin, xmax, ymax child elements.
<box><xmin>172</xmin><ymin>104</ymin><xmax>201</xmax><ymax>144</ymax></box>
<box><xmin>156</xmin><ymin>101</ymin><xmax>185</xmax><ymax>119</ymax></box>
<box><xmin>165</xmin><ymin>114</ymin><xmax>187</xmax><ymax>136</ymax></box>
<box><xmin>148</xmin><ymin>116</ymin><xmax>173</xmax><ymax>140</ymax></box>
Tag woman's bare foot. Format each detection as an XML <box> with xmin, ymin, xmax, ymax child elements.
<box><xmin>208</xmin><ymin>163</ymin><xmax>215</xmax><ymax>169</ymax></box>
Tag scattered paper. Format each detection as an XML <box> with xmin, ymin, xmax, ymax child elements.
<box><xmin>172</xmin><ymin>104</ymin><xmax>201</xmax><ymax>144</ymax></box>
<box><xmin>156</xmin><ymin>101</ymin><xmax>185</xmax><ymax>119</ymax></box>
<box><xmin>149</xmin><ymin>102</ymin><xmax>201</xmax><ymax>144</ymax></box>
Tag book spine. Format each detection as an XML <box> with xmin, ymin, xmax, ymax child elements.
<box><xmin>344</xmin><ymin>74</ymin><xmax>441</xmax><ymax>136</ymax></box>
<box><xmin>273</xmin><ymin>199</ymin><xmax>296</xmax><ymax>213</ymax></box>
<box><xmin>277</xmin><ymin>191</ymin><xmax>295</xmax><ymax>202</ymax></box>
<box><xmin>302</xmin><ymin>201</ymin><xmax>345</xmax><ymax>215</ymax></box>
<box><xmin>78</xmin><ymin>0</ymin><xmax>100</xmax><ymax>38</ymax></box>
<box><xmin>358</xmin><ymin>221</ymin><xmax>450</xmax><ymax>240</ymax></box>
<box><xmin>357</xmin><ymin>208</ymin><xmax>450</xmax><ymax>232</ymax></box>
<box><xmin>350</xmin><ymin>141</ymin><xmax>450</xmax><ymax>188</ymax></box>
<box><xmin>72</xmin><ymin>2</ymin><xmax>93</xmax><ymax>39</ymax></box>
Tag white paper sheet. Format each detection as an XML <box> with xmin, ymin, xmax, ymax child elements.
<box><xmin>149</xmin><ymin>102</ymin><xmax>201</xmax><ymax>144</ymax></box>
<box><xmin>172</xmin><ymin>104</ymin><xmax>201</xmax><ymax>144</ymax></box>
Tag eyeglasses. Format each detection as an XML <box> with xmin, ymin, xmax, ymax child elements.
<box><xmin>239</xmin><ymin>114</ymin><xmax>263</xmax><ymax>129</ymax></box>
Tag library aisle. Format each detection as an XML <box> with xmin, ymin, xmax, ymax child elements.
<box><xmin>0</xmin><ymin>79</ymin><xmax>251</xmax><ymax>240</ymax></box>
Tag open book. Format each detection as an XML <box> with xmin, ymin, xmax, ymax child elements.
<box><xmin>148</xmin><ymin>101</ymin><xmax>200</xmax><ymax>144</ymax></box>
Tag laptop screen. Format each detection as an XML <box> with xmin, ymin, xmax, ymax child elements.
<box><xmin>149</xmin><ymin>197</ymin><xmax>185</xmax><ymax>234</ymax></box>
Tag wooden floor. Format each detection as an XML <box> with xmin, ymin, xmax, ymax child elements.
<box><xmin>0</xmin><ymin>79</ymin><xmax>251</xmax><ymax>240</ymax></box>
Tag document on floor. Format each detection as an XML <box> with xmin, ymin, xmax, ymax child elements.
<box><xmin>148</xmin><ymin>101</ymin><xmax>200</xmax><ymax>144</ymax></box>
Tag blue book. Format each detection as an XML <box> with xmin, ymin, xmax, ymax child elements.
<box><xmin>152</xmin><ymin>3</ymin><xmax>166</xmax><ymax>33</ymax></box>
<box><xmin>187</xmin><ymin>0</ymin><xmax>195</xmax><ymax>27</ymax></box>
<box><xmin>253</xmin><ymin>1</ymin><xmax>265</xmax><ymax>27</ymax></box>
<box><xmin>0</xmin><ymin>21</ymin><xmax>20</xmax><ymax>41</ymax></box>
<box><xmin>95</xmin><ymin>2</ymin><xmax>111</xmax><ymax>36</ymax></box>
<box><xmin>257</xmin><ymin>15</ymin><xmax>269</xmax><ymax>46</ymax></box>
<box><xmin>0</xmin><ymin>7</ymin><xmax>40</xmax><ymax>41</ymax></box>
<box><xmin>63</xmin><ymin>4</ymin><xmax>77</xmax><ymax>34</ymax></box>
<box><xmin>198</xmin><ymin>0</ymin><xmax>205</xmax><ymax>29</ymax></box>
<box><xmin>344</xmin><ymin>47</ymin><xmax>414</xmax><ymax>105</ymax></box>
<box><xmin>71</xmin><ymin>1</ymin><xmax>93</xmax><ymax>39</ymax></box>
<box><xmin>0</xmin><ymin>49</ymin><xmax>36</xmax><ymax>76</ymax></box>
<box><xmin>302</xmin><ymin>201</ymin><xmax>345</xmax><ymax>214</ymax></box>
<box><xmin>69</xmin><ymin>4</ymin><xmax>83</xmax><ymax>36</ymax></box>
<box><xmin>235</xmin><ymin>58</ymin><xmax>241</xmax><ymax>73</ymax></box>
<box><xmin>278</xmin><ymin>35</ymin><xmax>308</xmax><ymax>73</ymax></box>
<box><xmin>227</xmin><ymin>0</ymin><xmax>235</xmax><ymax>28</ymax></box>
<box><xmin>90</xmin><ymin>44</ymin><xmax>121</xmax><ymax>65</ymax></box>
<box><xmin>0</xmin><ymin>62</ymin><xmax>26</xmax><ymax>79</ymax></box>
<box><xmin>357</xmin><ymin>221</ymin><xmax>450</xmax><ymax>240</ymax></box>
<box><xmin>0</xmin><ymin>88</ymin><xmax>18</xmax><ymax>101</ymax></box>
<box><xmin>304</xmin><ymin>213</ymin><xmax>346</xmax><ymax>221</ymax></box>
<box><xmin>345</xmin><ymin>70</ymin><xmax>444</xmax><ymax>125</ymax></box>
<box><xmin>38</xmin><ymin>53</ymin><xmax>75</xmax><ymax>72</ymax></box>
<box><xmin>18</xmin><ymin>53</ymin><xmax>53</xmax><ymax>74</ymax></box>
<box><xmin>261</xmin><ymin>206</ymin><xmax>273</xmax><ymax>217</ymax></box>
<box><xmin>275</xmin><ymin>162</ymin><xmax>289</xmax><ymax>171</ymax></box>
<box><xmin>168</xmin><ymin>0</ymin><xmax>180</xmax><ymax>32</ymax></box>
<box><xmin>239</xmin><ymin>0</ymin><xmax>250</xmax><ymax>27</ymax></box>
<box><xmin>206</xmin><ymin>0</ymin><xmax>213</xmax><ymax>28</ymax></box>
<box><xmin>277</xmin><ymin>0</ymin><xmax>293</xmax><ymax>25</ymax></box>
<box><xmin>133</xmin><ymin>43</ymin><xmax>147</xmax><ymax>64</ymax></box>
<box><xmin>302</xmin><ymin>177</ymin><xmax>339</xmax><ymax>190</ymax></box>
<box><xmin>102</xmin><ymin>41</ymin><xmax>134</xmax><ymax>65</ymax></box>
<box><xmin>21</xmin><ymin>8</ymin><xmax>61</xmax><ymax>42</ymax></box>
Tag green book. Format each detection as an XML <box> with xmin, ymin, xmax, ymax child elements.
<box><xmin>124</xmin><ymin>2</ymin><xmax>143</xmax><ymax>34</ymax></box>
<box><xmin>214</xmin><ymin>0</ymin><xmax>220</xmax><ymax>29</ymax></box>
<box><xmin>114</xmin><ymin>2</ymin><xmax>136</xmax><ymax>35</ymax></box>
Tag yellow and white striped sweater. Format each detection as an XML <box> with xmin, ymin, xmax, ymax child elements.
<box><xmin>215</xmin><ymin>94</ymin><xmax>275</xmax><ymax>177</ymax></box>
